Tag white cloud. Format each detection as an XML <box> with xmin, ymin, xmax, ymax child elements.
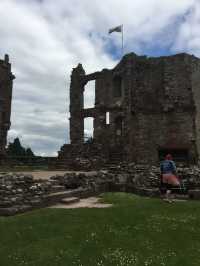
<box><xmin>172</xmin><ymin>1</ymin><xmax>200</xmax><ymax>56</ymax></box>
<box><xmin>0</xmin><ymin>0</ymin><xmax>199</xmax><ymax>155</ymax></box>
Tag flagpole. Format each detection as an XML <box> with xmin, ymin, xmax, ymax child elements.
<box><xmin>108</xmin><ymin>24</ymin><xmax>124</xmax><ymax>58</ymax></box>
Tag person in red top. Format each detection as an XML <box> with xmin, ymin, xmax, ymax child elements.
<box><xmin>160</xmin><ymin>154</ymin><xmax>180</xmax><ymax>202</ymax></box>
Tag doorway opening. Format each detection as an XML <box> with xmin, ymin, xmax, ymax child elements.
<box><xmin>158</xmin><ymin>148</ymin><xmax>189</xmax><ymax>162</ymax></box>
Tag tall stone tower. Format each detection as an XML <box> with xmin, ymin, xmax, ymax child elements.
<box><xmin>69</xmin><ymin>64</ymin><xmax>85</xmax><ymax>144</ymax></box>
<box><xmin>0</xmin><ymin>54</ymin><xmax>15</xmax><ymax>157</ymax></box>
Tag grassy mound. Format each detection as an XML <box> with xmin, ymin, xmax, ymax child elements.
<box><xmin>0</xmin><ymin>193</ymin><xmax>200</xmax><ymax>266</ymax></box>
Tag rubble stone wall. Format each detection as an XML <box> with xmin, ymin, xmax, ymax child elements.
<box><xmin>0</xmin><ymin>167</ymin><xmax>160</xmax><ymax>213</ymax></box>
<box><xmin>2</xmin><ymin>164</ymin><xmax>200</xmax><ymax>215</ymax></box>
<box><xmin>0</xmin><ymin>173</ymin><xmax>54</xmax><ymax>208</ymax></box>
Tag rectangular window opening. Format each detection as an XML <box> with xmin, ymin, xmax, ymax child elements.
<box><xmin>84</xmin><ymin>117</ymin><xmax>94</xmax><ymax>143</ymax></box>
<box><xmin>106</xmin><ymin>112</ymin><xmax>110</xmax><ymax>125</ymax></box>
<box><xmin>84</xmin><ymin>80</ymin><xmax>95</xmax><ymax>109</ymax></box>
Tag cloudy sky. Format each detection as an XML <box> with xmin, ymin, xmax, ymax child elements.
<box><xmin>0</xmin><ymin>0</ymin><xmax>200</xmax><ymax>156</ymax></box>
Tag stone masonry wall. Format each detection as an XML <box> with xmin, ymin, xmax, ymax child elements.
<box><xmin>3</xmin><ymin>164</ymin><xmax>200</xmax><ymax>215</ymax></box>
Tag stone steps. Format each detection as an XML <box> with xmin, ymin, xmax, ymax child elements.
<box><xmin>44</xmin><ymin>190</ymin><xmax>78</xmax><ymax>205</ymax></box>
<box><xmin>60</xmin><ymin>197</ymin><xmax>80</xmax><ymax>205</ymax></box>
<box><xmin>0</xmin><ymin>187</ymin><xmax>94</xmax><ymax>216</ymax></box>
<box><xmin>43</xmin><ymin>187</ymin><xmax>94</xmax><ymax>206</ymax></box>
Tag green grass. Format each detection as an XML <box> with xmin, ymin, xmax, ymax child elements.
<box><xmin>1</xmin><ymin>193</ymin><xmax>200</xmax><ymax>266</ymax></box>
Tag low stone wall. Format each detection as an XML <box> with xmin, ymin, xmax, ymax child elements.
<box><xmin>1</xmin><ymin>164</ymin><xmax>200</xmax><ymax>216</ymax></box>
<box><xmin>0</xmin><ymin>173</ymin><xmax>57</xmax><ymax>213</ymax></box>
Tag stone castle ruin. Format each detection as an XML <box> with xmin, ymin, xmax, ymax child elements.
<box><xmin>56</xmin><ymin>52</ymin><xmax>200</xmax><ymax>169</ymax></box>
<box><xmin>2</xmin><ymin>52</ymin><xmax>200</xmax><ymax>215</ymax></box>
<box><xmin>0</xmin><ymin>55</ymin><xmax>15</xmax><ymax>159</ymax></box>
<box><xmin>1</xmin><ymin>52</ymin><xmax>200</xmax><ymax>169</ymax></box>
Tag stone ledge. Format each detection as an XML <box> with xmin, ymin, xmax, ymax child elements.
<box><xmin>0</xmin><ymin>205</ymin><xmax>32</xmax><ymax>216</ymax></box>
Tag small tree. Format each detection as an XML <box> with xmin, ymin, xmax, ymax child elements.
<box><xmin>26</xmin><ymin>148</ymin><xmax>35</xmax><ymax>157</ymax></box>
<box><xmin>7</xmin><ymin>138</ymin><xmax>35</xmax><ymax>157</ymax></box>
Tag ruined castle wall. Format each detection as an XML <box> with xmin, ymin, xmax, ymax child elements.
<box><xmin>129</xmin><ymin>112</ymin><xmax>196</xmax><ymax>163</ymax></box>
<box><xmin>191</xmin><ymin>59</ymin><xmax>200</xmax><ymax>164</ymax></box>
<box><xmin>128</xmin><ymin>54</ymin><xmax>197</xmax><ymax>164</ymax></box>
<box><xmin>69</xmin><ymin>64</ymin><xmax>85</xmax><ymax>144</ymax></box>
<box><xmin>61</xmin><ymin>52</ymin><xmax>200</xmax><ymax>168</ymax></box>
<box><xmin>89</xmin><ymin>53</ymin><xmax>197</xmax><ymax>163</ymax></box>
<box><xmin>93</xmin><ymin>70</ymin><xmax>112</xmax><ymax>142</ymax></box>
<box><xmin>0</xmin><ymin>55</ymin><xmax>14</xmax><ymax>154</ymax></box>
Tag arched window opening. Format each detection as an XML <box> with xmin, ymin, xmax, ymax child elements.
<box><xmin>84</xmin><ymin>81</ymin><xmax>95</xmax><ymax>109</ymax></box>
<box><xmin>84</xmin><ymin>117</ymin><xmax>94</xmax><ymax>143</ymax></box>
<box><xmin>113</xmin><ymin>76</ymin><xmax>122</xmax><ymax>97</ymax></box>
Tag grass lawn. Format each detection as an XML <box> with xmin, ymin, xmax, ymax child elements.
<box><xmin>0</xmin><ymin>193</ymin><xmax>200</xmax><ymax>266</ymax></box>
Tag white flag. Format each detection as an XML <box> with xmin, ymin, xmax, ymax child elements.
<box><xmin>108</xmin><ymin>25</ymin><xmax>122</xmax><ymax>34</ymax></box>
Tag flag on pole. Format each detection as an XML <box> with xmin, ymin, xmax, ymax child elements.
<box><xmin>108</xmin><ymin>25</ymin><xmax>122</xmax><ymax>34</ymax></box>
<box><xmin>108</xmin><ymin>25</ymin><xmax>124</xmax><ymax>57</ymax></box>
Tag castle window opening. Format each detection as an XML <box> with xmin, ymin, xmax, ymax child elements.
<box><xmin>106</xmin><ymin>112</ymin><xmax>110</xmax><ymax>125</ymax></box>
<box><xmin>84</xmin><ymin>117</ymin><xmax>94</xmax><ymax>142</ymax></box>
<box><xmin>84</xmin><ymin>80</ymin><xmax>95</xmax><ymax>109</ymax></box>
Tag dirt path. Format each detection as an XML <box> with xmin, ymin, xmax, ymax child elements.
<box><xmin>49</xmin><ymin>197</ymin><xmax>113</xmax><ymax>209</ymax></box>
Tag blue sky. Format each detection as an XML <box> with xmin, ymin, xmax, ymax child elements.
<box><xmin>0</xmin><ymin>0</ymin><xmax>200</xmax><ymax>155</ymax></box>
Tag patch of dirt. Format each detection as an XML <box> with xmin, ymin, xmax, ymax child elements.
<box><xmin>49</xmin><ymin>197</ymin><xmax>113</xmax><ymax>209</ymax></box>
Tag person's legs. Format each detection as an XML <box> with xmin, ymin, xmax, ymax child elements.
<box><xmin>164</xmin><ymin>184</ymin><xmax>173</xmax><ymax>202</ymax></box>
<box><xmin>160</xmin><ymin>180</ymin><xmax>166</xmax><ymax>197</ymax></box>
